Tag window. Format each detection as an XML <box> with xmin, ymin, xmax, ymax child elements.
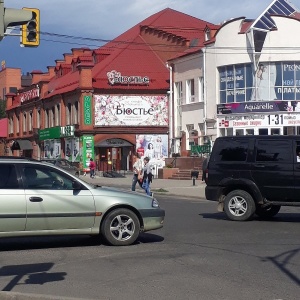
<box><xmin>9</xmin><ymin>116</ymin><xmax>13</xmax><ymax>134</ymax></box>
<box><xmin>28</xmin><ymin>111</ymin><xmax>33</xmax><ymax>131</ymax></box>
<box><xmin>23</xmin><ymin>113</ymin><xmax>27</xmax><ymax>132</ymax></box>
<box><xmin>186</xmin><ymin>79</ymin><xmax>195</xmax><ymax>103</ymax></box>
<box><xmin>66</xmin><ymin>103</ymin><xmax>72</xmax><ymax>125</ymax></box>
<box><xmin>0</xmin><ymin>165</ymin><xmax>19</xmax><ymax>189</ymax></box>
<box><xmin>198</xmin><ymin>77</ymin><xmax>204</xmax><ymax>102</ymax></box>
<box><xmin>22</xmin><ymin>166</ymin><xmax>74</xmax><ymax>190</ymax></box>
<box><xmin>56</xmin><ymin>104</ymin><xmax>60</xmax><ymax>126</ymax></box>
<box><xmin>255</xmin><ymin>140</ymin><xmax>291</xmax><ymax>162</ymax></box>
<box><xmin>175</xmin><ymin>82</ymin><xmax>183</xmax><ymax>105</ymax></box>
<box><xmin>205</xmin><ymin>29</ymin><xmax>211</xmax><ymax>41</ymax></box>
<box><xmin>16</xmin><ymin>115</ymin><xmax>20</xmax><ymax>134</ymax></box>
<box><xmin>214</xmin><ymin>139</ymin><xmax>249</xmax><ymax>162</ymax></box>
<box><xmin>73</xmin><ymin>101</ymin><xmax>79</xmax><ymax>124</ymax></box>
<box><xmin>36</xmin><ymin>109</ymin><xmax>41</xmax><ymax>128</ymax></box>
<box><xmin>45</xmin><ymin>109</ymin><xmax>49</xmax><ymax>128</ymax></box>
<box><xmin>51</xmin><ymin>107</ymin><xmax>55</xmax><ymax>127</ymax></box>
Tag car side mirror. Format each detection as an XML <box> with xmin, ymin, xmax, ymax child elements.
<box><xmin>72</xmin><ymin>180</ymin><xmax>82</xmax><ymax>190</ymax></box>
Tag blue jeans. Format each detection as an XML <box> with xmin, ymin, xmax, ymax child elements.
<box><xmin>132</xmin><ymin>174</ymin><xmax>142</xmax><ymax>191</ymax></box>
<box><xmin>142</xmin><ymin>179</ymin><xmax>151</xmax><ymax>196</ymax></box>
<box><xmin>90</xmin><ymin>169</ymin><xmax>95</xmax><ymax>178</ymax></box>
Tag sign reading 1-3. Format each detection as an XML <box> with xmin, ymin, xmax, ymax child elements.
<box><xmin>84</xmin><ymin>96</ymin><xmax>92</xmax><ymax>125</ymax></box>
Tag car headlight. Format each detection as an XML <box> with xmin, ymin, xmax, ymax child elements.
<box><xmin>152</xmin><ymin>198</ymin><xmax>160</xmax><ymax>208</ymax></box>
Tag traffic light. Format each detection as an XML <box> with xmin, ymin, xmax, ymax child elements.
<box><xmin>0</xmin><ymin>0</ymin><xmax>33</xmax><ymax>41</ymax></box>
<box><xmin>21</xmin><ymin>7</ymin><xmax>40</xmax><ymax>47</ymax></box>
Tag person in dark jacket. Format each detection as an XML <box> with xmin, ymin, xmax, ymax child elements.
<box><xmin>142</xmin><ymin>157</ymin><xmax>153</xmax><ymax>196</ymax></box>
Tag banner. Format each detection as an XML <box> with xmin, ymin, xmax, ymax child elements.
<box><xmin>82</xmin><ymin>136</ymin><xmax>94</xmax><ymax>172</ymax></box>
<box><xmin>94</xmin><ymin>95</ymin><xmax>168</xmax><ymax>126</ymax></box>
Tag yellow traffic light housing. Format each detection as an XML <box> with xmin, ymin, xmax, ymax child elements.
<box><xmin>21</xmin><ymin>7</ymin><xmax>39</xmax><ymax>47</ymax></box>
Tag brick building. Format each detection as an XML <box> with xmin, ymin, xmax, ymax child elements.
<box><xmin>5</xmin><ymin>8</ymin><xmax>217</xmax><ymax>173</ymax></box>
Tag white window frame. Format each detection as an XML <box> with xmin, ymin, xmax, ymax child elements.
<box><xmin>175</xmin><ymin>81</ymin><xmax>183</xmax><ymax>105</ymax></box>
<box><xmin>186</xmin><ymin>79</ymin><xmax>195</xmax><ymax>103</ymax></box>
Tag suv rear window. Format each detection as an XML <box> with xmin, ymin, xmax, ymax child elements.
<box><xmin>213</xmin><ymin>138</ymin><xmax>249</xmax><ymax>162</ymax></box>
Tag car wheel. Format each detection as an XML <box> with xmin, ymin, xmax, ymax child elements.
<box><xmin>101</xmin><ymin>208</ymin><xmax>140</xmax><ymax>246</ymax></box>
<box><xmin>224</xmin><ymin>190</ymin><xmax>255</xmax><ymax>221</ymax></box>
<box><xmin>255</xmin><ymin>205</ymin><xmax>281</xmax><ymax>218</ymax></box>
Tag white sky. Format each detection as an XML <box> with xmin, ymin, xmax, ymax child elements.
<box><xmin>1</xmin><ymin>0</ymin><xmax>299</xmax><ymax>73</ymax></box>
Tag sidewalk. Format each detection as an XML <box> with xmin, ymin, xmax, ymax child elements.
<box><xmin>79</xmin><ymin>174</ymin><xmax>206</xmax><ymax>199</ymax></box>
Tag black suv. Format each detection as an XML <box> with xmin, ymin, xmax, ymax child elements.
<box><xmin>205</xmin><ymin>135</ymin><xmax>300</xmax><ymax>221</ymax></box>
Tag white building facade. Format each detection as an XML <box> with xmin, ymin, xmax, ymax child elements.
<box><xmin>205</xmin><ymin>2</ymin><xmax>300</xmax><ymax>138</ymax></box>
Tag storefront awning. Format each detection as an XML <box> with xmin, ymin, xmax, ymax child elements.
<box><xmin>11</xmin><ymin>140</ymin><xmax>33</xmax><ymax>150</ymax></box>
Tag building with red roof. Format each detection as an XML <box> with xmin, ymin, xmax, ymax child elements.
<box><xmin>5</xmin><ymin>8</ymin><xmax>218</xmax><ymax>172</ymax></box>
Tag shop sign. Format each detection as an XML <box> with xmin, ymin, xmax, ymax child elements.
<box><xmin>84</xmin><ymin>96</ymin><xmax>92</xmax><ymax>125</ymax></box>
<box><xmin>39</xmin><ymin>125</ymin><xmax>74</xmax><ymax>140</ymax></box>
<box><xmin>107</xmin><ymin>70</ymin><xmax>150</xmax><ymax>85</ymax></box>
<box><xmin>94</xmin><ymin>95</ymin><xmax>168</xmax><ymax>126</ymax></box>
<box><xmin>218</xmin><ymin>100</ymin><xmax>300</xmax><ymax>114</ymax></box>
<box><xmin>96</xmin><ymin>138</ymin><xmax>132</xmax><ymax>147</ymax></box>
<box><xmin>81</xmin><ymin>135</ymin><xmax>94</xmax><ymax>171</ymax></box>
<box><xmin>20</xmin><ymin>87</ymin><xmax>39</xmax><ymax>103</ymax></box>
<box><xmin>218</xmin><ymin>113</ymin><xmax>300</xmax><ymax>128</ymax></box>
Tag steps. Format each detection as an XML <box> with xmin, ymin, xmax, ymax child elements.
<box><xmin>168</xmin><ymin>168</ymin><xmax>203</xmax><ymax>180</ymax></box>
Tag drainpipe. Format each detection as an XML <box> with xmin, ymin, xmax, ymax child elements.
<box><xmin>166</xmin><ymin>63</ymin><xmax>173</xmax><ymax>154</ymax></box>
<box><xmin>202</xmin><ymin>47</ymin><xmax>207</xmax><ymax>136</ymax></box>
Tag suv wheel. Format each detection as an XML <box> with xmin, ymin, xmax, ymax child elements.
<box><xmin>255</xmin><ymin>205</ymin><xmax>281</xmax><ymax>218</ymax></box>
<box><xmin>224</xmin><ymin>190</ymin><xmax>255</xmax><ymax>221</ymax></box>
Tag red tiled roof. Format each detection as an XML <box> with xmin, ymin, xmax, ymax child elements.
<box><xmin>0</xmin><ymin>118</ymin><xmax>8</xmax><ymax>137</ymax></box>
<box><xmin>46</xmin><ymin>8</ymin><xmax>218</xmax><ymax>95</ymax></box>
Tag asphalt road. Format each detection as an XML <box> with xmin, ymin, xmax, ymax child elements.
<box><xmin>0</xmin><ymin>196</ymin><xmax>299</xmax><ymax>300</ymax></box>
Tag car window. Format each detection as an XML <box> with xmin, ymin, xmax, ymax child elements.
<box><xmin>0</xmin><ymin>164</ymin><xmax>19</xmax><ymax>189</ymax></box>
<box><xmin>255</xmin><ymin>140</ymin><xmax>292</xmax><ymax>162</ymax></box>
<box><xmin>213</xmin><ymin>139</ymin><xmax>249</xmax><ymax>162</ymax></box>
<box><xmin>22</xmin><ymin>165</ymin><xmax>75</xmax><ymax>190</ymax></box>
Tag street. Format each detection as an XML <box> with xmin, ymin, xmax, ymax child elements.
<box><xmin>0</xmin><ymin>196</ymin><xmax>299</xmax><ymax>300</ymax></box>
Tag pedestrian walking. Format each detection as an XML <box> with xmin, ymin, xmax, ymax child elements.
<box><xmin>132</xmin><ymin>152</ymin><xmax>143</xmax><ymax>191</ymax></box>
<box><xmin>89</xmin><ymin>158</ymin><xmax>96</xmax><ymax>179</ymax></box>
<box><xmin>142</xmin><ymin>156</ymin><xmax>153</xmax><ymax>196</ymax></box>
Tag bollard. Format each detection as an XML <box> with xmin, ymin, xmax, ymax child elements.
<box><xmin>190</xmin><ymin>170</ymin><xmax>199</xmax><ymax>186</ymax></box>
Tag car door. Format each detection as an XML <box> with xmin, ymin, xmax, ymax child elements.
<box><xmin>0</xmin><ymin>164</ymin><xmax>26</xmax><ymax>232</ymax></box>
<box><xmin>21</xmin><ymin>164</ymin><xmax>96</xmax><ymax>231</ymax></box>
<box><xmin>251</xmin><ymin>138</ymin><xmax>294</xmax><ymax>201</ymax></box>
<box><xmin>293</xmin><ymin>139</ymin><xmax>300</xmax><ymax>200</ymax></box>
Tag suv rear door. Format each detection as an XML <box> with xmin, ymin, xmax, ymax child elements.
<box><xmin>251</xmin><ymin>138</ymin><xmax>293</xmax><ymax>201</ymax></box>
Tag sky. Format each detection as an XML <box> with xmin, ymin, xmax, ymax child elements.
<box><xmin>0</xmin><ymin>0</ymin><xmax>298</xmax><ymax>74</ymax></box>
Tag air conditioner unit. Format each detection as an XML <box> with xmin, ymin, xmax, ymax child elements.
<box><xmin>189</xmin><ymin>129</ymin><xmax>198</xmax><ymax>137</ymax></box>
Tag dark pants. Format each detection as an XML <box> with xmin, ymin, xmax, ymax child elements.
<box><xmin>132</xmin><ymin>174</ymin><xmax>142</xmax><ymax>191</ymax></box>
<box><xmin>90</xmin><ymin>169</ymin><xmax>95</xmax><ymax>178</ymax></box>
